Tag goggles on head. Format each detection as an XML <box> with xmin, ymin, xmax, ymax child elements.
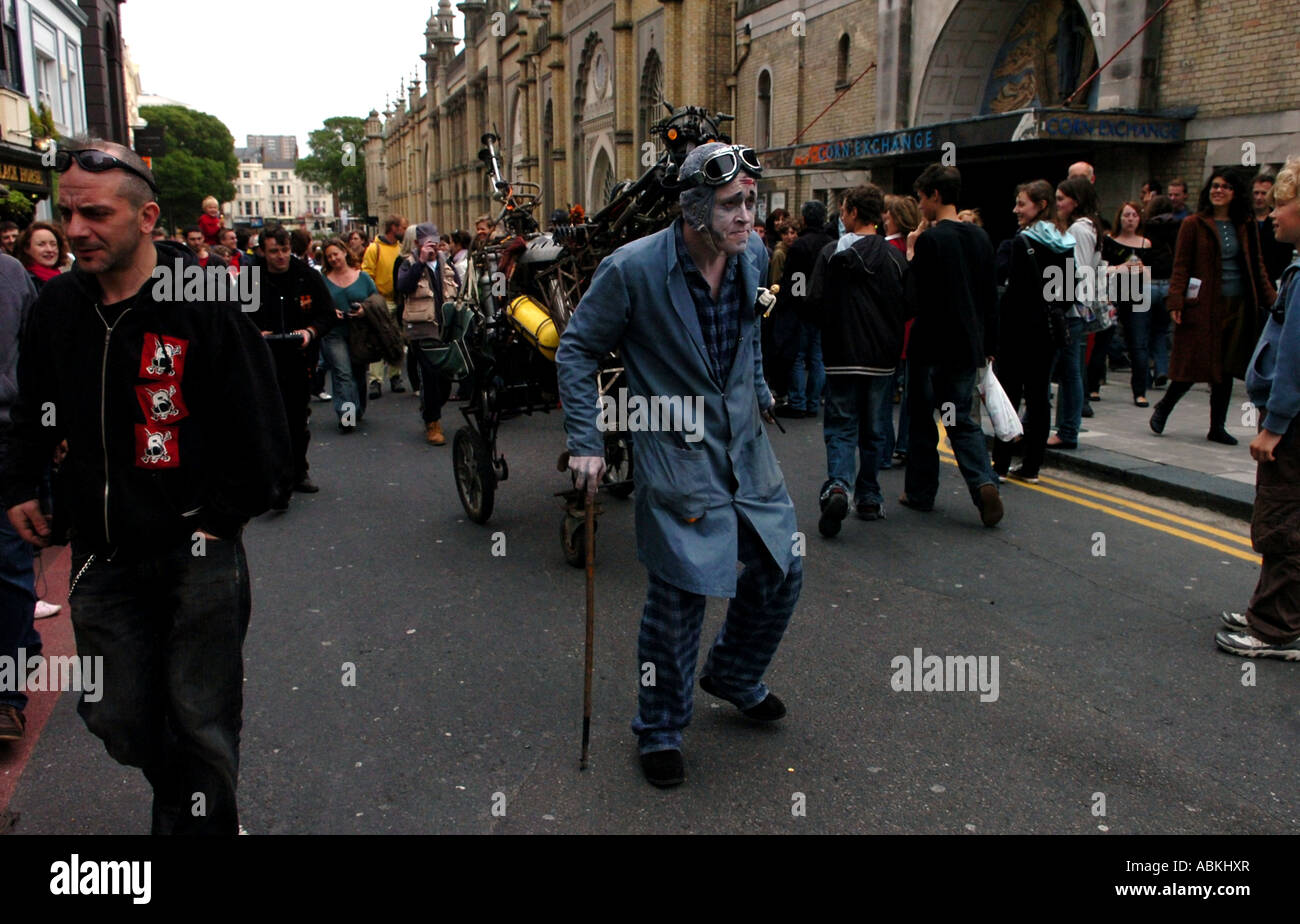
<box><xmin>679</xmin><ymin>145</ymin><xmax>762</xmax><ymax>190</ymax></box>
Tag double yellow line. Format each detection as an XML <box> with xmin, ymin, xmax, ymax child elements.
<box><xmin>935</xmin><ymin>441</ymin><xmax>1259</xmax><ymax>564</ymax></box>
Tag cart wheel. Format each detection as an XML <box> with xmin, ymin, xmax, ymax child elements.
<box><xmin>453</xmin><ymin>426</ymin><xmax>496</xmax><ymax>523</ymax></box>
<box><xmin>561</xmin><ymin>511</ymin><xmax>597</xmax><ymax>568</ymax></box>
<box><xmin>603</xmin><ymin>436</ymin><xmax>635</xmax><ymax>499</ymax></box>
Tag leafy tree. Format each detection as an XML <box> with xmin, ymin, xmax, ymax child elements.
<box><xmin>138</xmin><ymin>104</ymin><xmax>238</xmax><ymax>230</ymax></box>
<box><xmin>296</xmin><ymin>116</ymin><xmax>367</xmax><ymax>217</ymax></box>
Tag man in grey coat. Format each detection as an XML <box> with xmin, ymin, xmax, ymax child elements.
<box><xmin>557</xmin><ymin>142</ymin><xmax>803</xmax><ymax>787</ymax></box>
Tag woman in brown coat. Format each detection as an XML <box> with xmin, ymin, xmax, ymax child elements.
<box><xmin>1150</xmin><ymin>170</ymin><xmax>1276</xmax><ymax>443</ymax></box>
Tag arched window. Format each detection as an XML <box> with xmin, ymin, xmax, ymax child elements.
<box><xmin>638</xmin><ymin>50</ymin><xmax>663</xmax><ymax>155</ymax></box>
<box><xmin>756</xmin><ymin>69</ymin><xmax>772</xmax><ymax>150</ymax></box>
<box><xmin>837</xmin><ymin>34</ymin><xmax>850</xmax><ymax>87</ymax></box>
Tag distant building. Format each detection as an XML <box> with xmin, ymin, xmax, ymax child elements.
<box><xmin>244</xmin><ymin>134</ymin><xmax>299</xmax><ymax>163</ymax></box>
<box><xmin>230</xmin><ymin>140</ymin><xmax>333</xmax><ymax>231</ymax></box>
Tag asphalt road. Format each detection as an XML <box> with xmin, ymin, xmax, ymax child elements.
<box><xmin>10</xmin><ymin>387</ymin><xmax>1296</xmax><ymax>835</ymax></box>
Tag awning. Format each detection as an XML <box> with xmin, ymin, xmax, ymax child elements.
<box><xmin>759</xmin><ymin>108</ymin><xmax>1188</xmax><ymax>172</ymax></box>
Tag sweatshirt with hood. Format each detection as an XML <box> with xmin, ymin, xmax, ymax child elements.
<box><xmin>807</xmin><ymin>231</ymin><xmax>909</xmax><ymax>375</ymax></box>
<box><xmin>0</xmin><ymin>240</ymin><xmax>292</xmax><ymax>551</ymax></box>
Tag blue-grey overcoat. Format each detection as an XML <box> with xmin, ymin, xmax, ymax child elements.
<box><xmin>556</xmin><ymin>222</ymin><xmax>798</xmax><ymax>597</ymax></box>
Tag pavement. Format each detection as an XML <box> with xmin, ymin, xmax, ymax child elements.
<box><xmin>987</xmin><ymin>375</ymin><xmax>1259</xmax><ymax>521</ymax></box>
<box><xmin>3</xmin><ymin>383</ymin><xmax>1293</xmax><ymax>835</ymax></box>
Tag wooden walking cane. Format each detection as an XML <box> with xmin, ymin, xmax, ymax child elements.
<box><xmin>580</xmin><ymin>488</ymin><xmax>596</xmax><ymax>770</ymax></box>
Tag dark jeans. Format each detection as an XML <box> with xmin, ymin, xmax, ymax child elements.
<box><xmin>992</xmin><ymin>339</ymin><xmax>1054</xmax><ymax>478</ymax></box>
<box><xmin>0</xmin><ymin>515</ymin><xmax>40</xmax><ymax>711</ymax></box>
<box><xmin>1247</xmin><ymin>426</ymin><xmax>1300</xmax><ymax>643</ymax></box>
<box><xmin>1087</xmin><ymin>327</ymin><xmax>1115</xmax><ymax>395</ymax></box>
<box><xmin>270</xmin><ymin>345</ymin><xmax>311</xmax><ymax>480</ymax></box>
<box><xmin>876</xmin><ymin>366</ymin><xmax>909</xmax><ymax>464</ymax></box>
<box><xmin>69</xmin><ymin>536</ymin><xmax>251</xmax><ymax>835</ymax></box>
<box><xmin>905</xmin><ymin>359</ymin><xmax>998</xmax><ymax>507</ymax></box>
<box><xmin>1119</xmin><ymin>301</ymin><xmax>1152</xmax><ymax>398</ymax></box>
<box><xmin>1157</xmin><ymin>379</ymin><xmax>1233</xmax><ymax>432</ymax></box>
<box><xmin>320</xmin><ymin>325</ymin><xmax>366</xmax><ymax>423</ymax></box>
<box><xmin>412</xmin><ymin>340</ymin><xmax>454</xmax><ymax>424</ymax></box>
<box><xmin>822</xmin><ymin>374</ymin><xmax>890</xmax><ymax>506</ymax></box>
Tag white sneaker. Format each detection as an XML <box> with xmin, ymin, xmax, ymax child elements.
<box><xmin>1220</xmin><ymin>610</ymin><xmax>1249</xmax><ymax>630</ymax></box>
<box><xmin>34</xmin><ymin>600</ymin><xmax>61</xmax><ymax>619</ymax></box>
<box><xmin>1215</xmin><ymin>630</ymin><xmax>1300</xmax><ymax>661</ymax></box>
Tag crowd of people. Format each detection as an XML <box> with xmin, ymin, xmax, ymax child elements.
<box><xmin>1</xmin><ymin>132</ymin><xmax>1298</xmax><ymax>816</ymax></box>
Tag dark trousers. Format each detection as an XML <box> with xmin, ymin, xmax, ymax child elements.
<box><xmin>1156</xmin><ymin>379</ymin><xmax>1233</xmax><ymax>432</ymax></box>
<box><xmin>412</xmin><ymin>342</ymin><xmax>454</xmax><ymax>424</ymax></box>
<box><xmin>992</xmin><ymin>340</ymin><xmax>1054</xmax><ymax>478</ymax></box>
<box><xmin>1087</xmin><ymin>327</ymin><xmax>1115</xmax><ymax>395</ymax></box>
<box><xmin>905</xmin><ymin>359</ymin><xmax>998</xmax><ymax>507</ymax></box>
<box><xmin>0</xmin><ymin>514</ymin><xmax>40</xmax><ymax>711</ymax></box>
<box><xmin>1247</xmin><ymin>427</ymin><xmax>1300</xmax><ymax>643</ymax></box>
<box><xmin>271</xmin><ymin>346</ymin><xmax>310</xmax><ymax>480</ymax></box>
<box><xmin>69</xmin><ymin>537</ymin><xmax>251</xmax><ymax>834</ymax></box>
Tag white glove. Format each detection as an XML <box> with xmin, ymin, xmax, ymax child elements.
<box><xmin>568</xmin><ymin>455</ymin><xmax>607</xmax><ymax>495</ymax></box>
<box><xmin>757</xmin><ymin>286</ymin><xmax>777</xmax><ymax>317</ymax></box>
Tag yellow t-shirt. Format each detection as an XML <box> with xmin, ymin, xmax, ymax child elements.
<box><xmin>362</xmin><ymin>237</ymin><xmax>402</xmax><ymax>299</ymax></box>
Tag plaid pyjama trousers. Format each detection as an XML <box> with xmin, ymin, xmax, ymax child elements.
<box><xmin>632</xmin><ymin>514</ymin><xmax>803</xmax><ymax>753</ymax></box>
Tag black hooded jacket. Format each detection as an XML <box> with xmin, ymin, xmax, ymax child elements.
<box><xmin>0</xmin><ymin>240</ymin><xmax>292</xmax><ymax>551</ymax></box>
<box><xmin>808</xmin><ymin>234</ymin><xmax>908</xmax><ymax>374</ymax></box>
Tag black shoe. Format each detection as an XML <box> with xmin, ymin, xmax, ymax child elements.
<box><xmin>1207</xmin><ymin>429</ymin><xmax>1239</xmax><ymax>446</ymax></box>
<box><xmin>775</xmin><ymin>404</ymin><xmax>804</xmax><ymax>418</ymax></box>
<box><xmin>1149</xmin><ymin>404</ymin><xmax>1169</xmax><ymax>434</ymax></box>
<box><xmin>368</xmin><ymin>381</ymin><xmax>382</xmax><ymax>400</ymax></box>
<box><xmin>1153</xmin><ymin>374</ymin><xmax>1168</xmax><ymax>388</ymax></box>
<box><xmin>271</xmin><ymin>493</ymin><xmax>290</xmax><ymax>512</ymax></box>
<box><xmin>856</xmin><ymin>501</ymin><xmax>885</xmax><ymax>521</ymax></box>
<box><xmin>294</xmin><ymin>477</ymin><xmax>320</xmax><ymax>493</ymax></box>
<box><xmin>898</xmin><ymin>493</ymin><xmax>933</xmax><ymax>512</ymax></box>
<box><xmin>977</xmin><ymin>483</ymin><xmax>1004</xmax><ymax>527</ymax></box>
<box><xmin>818</xmin><ymin>485</ymin><xmax>849</xmax><ymax>537</ymax></box>
<box><xmin>1081</xmin><ymin>403</ymin><xmax>1095</xmax><ymax>418</ymax></box>
<box><xmin>390</xmin><ymin>376</ymin><xmax>406</xmax><ymax>394</ymax></box>
<box><xmin>801</xmin><ymin>408</ymin><xmax>819</xmax><ymax>419</ymax></box>
<box><xmin>337</xmin><ymin>422</ymin><xmax>356</xmax><ymax>434</ymax></box>
<box><xmin>699</xmin><ymin>675</ymin><xmax>786</xmax><ymax>721</ymax></box>
<box><xmin>640</xmin><ymin>749</ymin><xmax>685</xmax><ymax>787</ymax></box>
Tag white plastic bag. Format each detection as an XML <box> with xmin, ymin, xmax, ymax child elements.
<box><xmin>979</xmin><ymin>366</ymin><xmax>1023</xmax><ymax>442</ymax></box>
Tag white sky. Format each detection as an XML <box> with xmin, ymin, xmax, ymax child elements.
<box><xmin>120</xmin><ymin>0</ymin><xmax>464</xmax><ymax>153</ymax></box>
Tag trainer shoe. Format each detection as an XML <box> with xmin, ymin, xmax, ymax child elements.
<box><xmin>368</xmin><ymin>381</ymin><xmax>382</xmax><ymax>400</ymax></box>
<box><xmin>0</xmin><ymin>704</ymin><xmax>26</xmax><ymax>741</ymax></box>
<box><xmin>1008</xmin><ymin>467</ymin><xmax>1039</xmax><ymax>484</ymax></box>
<box><xmin>391</xmin><ymin>376</ymin><xmax>407</xmax><ymax>394</ymax></box>
<box><xmin>640</xmin><ymin>749</ymin><xmax>685</xmax><ymax>788</ymax></box>
<box><xmin>856</xmin><ymin>501</ymin><xmax>885</xmax><ymax>521</ymax></box>
<box><xmin>1220</xmin><ymin>610</ymin><xmax>1249</xmax><ymax>630</ymax></box>
<box><xmin>1215</xmin><ymin>630</ymin><xmax>1300</xmax><ymax>661</ymax></box>
<box><xmin>977</xmin><ymin>483</ymin><xmax>1004</xmax><ymax>527</ymax></box>
<box><xmin>818</xmin><ymin>485</ymin><xmax>849</xmax><ymax>537</ymax></box>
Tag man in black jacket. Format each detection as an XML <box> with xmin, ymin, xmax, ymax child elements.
<box><xmin>1</xmin><ymin>139</ymin><xmax>292</xmax><ymax>833</ymax></box>
<box><xmin>902</xmin><ymin>164</ymin><xmax>1003</xmax><ymax>527</ymax></box>
<box><xmin>807</xmin><ymin>185</ymin><xmax>908</xmax><ymax>536</ymax></box>
<box><xmin>247</xmin><ymin>224</ymin><xmax>334</xmax><ymax>501</ymax></box>
<box><xmin>773</xmin><ymin>201</ymin><xmax>835</xmax><ymax>415</ymax></box>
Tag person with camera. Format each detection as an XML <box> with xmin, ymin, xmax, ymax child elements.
<box><xmin>556</xmin><ymin>142</ymin><xmax>802</xmax><ymax>788</ymax></box>
<box><xmin>248</xmin><ymin>224</ymin><xmax>335</xmax><ymax>503</ymax></box>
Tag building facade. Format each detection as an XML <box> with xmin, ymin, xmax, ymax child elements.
<box><xmin>76</xmin><ymin>0</ymin><xmax>126</xmax><ymax>144</ymax></box>
<box><xmin>230</xmin><ymin>143</ymin><xmax>334</xmax><ymax>232</ymax></box>
<box><xmin>368</xmin><ymin>0</ymin><xmax>731</xmax><ymax>233</ymax></box>
<box><xmin>372</xmin><ymin>0</ymin><xmax>1299</xmax><ymax>248</ymax></box>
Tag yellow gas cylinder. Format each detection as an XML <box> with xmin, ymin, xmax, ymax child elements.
<box><xmin>507</xmin><ymin>296</ymin><xmax>559</xmax><ymax>361</ymax></box>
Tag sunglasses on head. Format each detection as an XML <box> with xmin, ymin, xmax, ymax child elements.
<box><xmin>54</xmin><ymin>148</ymin><xmax>159</xmax><ymax>196</ymax></box>
<box><xmin>681</xmin><ymin>145</ymin><xmax>763</xmax><ymax>189</ymax></box>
